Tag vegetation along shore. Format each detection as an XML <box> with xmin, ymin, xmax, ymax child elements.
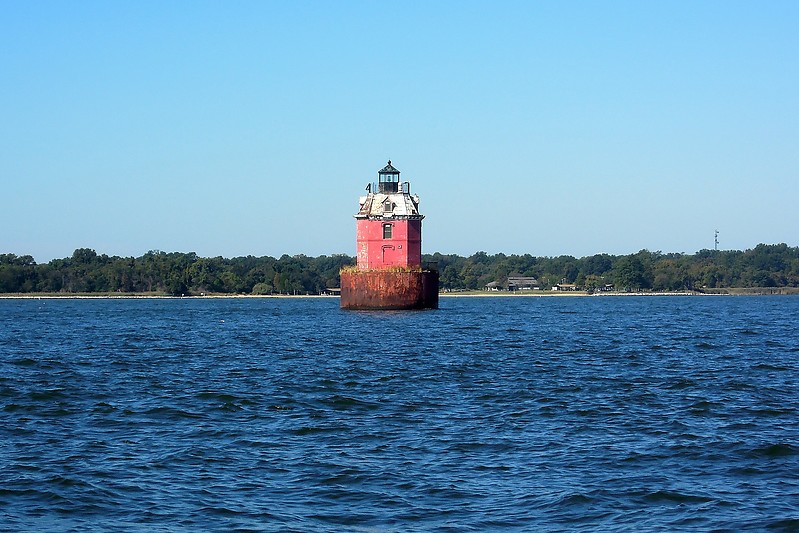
<box><xmin>1</xmin><ymin>244</ymin><xmax>798</xmax><ymax>297</ymax></box>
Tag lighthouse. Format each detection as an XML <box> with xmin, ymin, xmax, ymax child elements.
<box><xmin>340</xmin><ymin>161</ymin><xmax>439</xmax><ymax>310</ymax></box>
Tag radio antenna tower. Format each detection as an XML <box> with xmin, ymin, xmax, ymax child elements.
<box><xmin>714</xmin><ymin>229</ymin><xmax>719</xmax><ymax>251</ymax></box>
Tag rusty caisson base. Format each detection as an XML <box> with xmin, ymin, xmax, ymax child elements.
<box><xmin>340</xmin><ymin>270</ymin><xmax>439</xmax><ymax>310</ymax></box>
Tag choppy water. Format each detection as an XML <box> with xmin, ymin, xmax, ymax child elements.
<box><xmin>1</xmin><ymin>295</ymin><xmax>798</xmax><ymax>531</ymax></box>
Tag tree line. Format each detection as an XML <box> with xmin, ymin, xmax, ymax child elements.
<box><xmin>1</xmin><ymin>244</ymin><xmax>798</xmax><ymax>295</ymax></box>
<box><xmin>430</xmin><ymin>244</ymin><xmax>799</xmax><ymax>292</ymax></box>
<box><xmin>0</xmin><ymin>249</ymin><xmax>351</xmax><ymax>296</ymax></box>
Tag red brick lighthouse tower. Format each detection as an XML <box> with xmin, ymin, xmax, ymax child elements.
<box><xmin>340</xmin><ymin>161</ymin><xmax>439</xmax><ymax>310</ymax></box>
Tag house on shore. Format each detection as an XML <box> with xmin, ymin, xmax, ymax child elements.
<box><xmin>485</xmin><ymin>281</ymin><xmax>500</xmax><ymax>291</ymax></box>
<box><xmin>507</xmin><ymin>276</ymin><xmax>539</xmax><ymax>291</ymax></box>
<box><xmin>484</xmin><ymin>276</ymin><xmax>540</xmax><ymax>291</ymax></box>
<box><xmin>553</xmin><ymin>283</ymin><xmax>578</xmax><ymax>291</ymax></box>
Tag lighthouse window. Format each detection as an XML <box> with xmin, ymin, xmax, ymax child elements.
<box><xmin>383</xmin><ymin>224</ymin><xmax>393</xmax><ymax>239</ymax></box>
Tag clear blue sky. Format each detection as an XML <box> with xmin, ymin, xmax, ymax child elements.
<box><xmin>2</xmin><ymin>1</ymin><xmax>797</xmax><ymax>262</ymax></box>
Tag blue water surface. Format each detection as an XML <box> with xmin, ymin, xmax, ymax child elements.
<box><xmin>1</xmin><ymin>295</ymin><xmax>798</xmax><ymax>531</ymax></box>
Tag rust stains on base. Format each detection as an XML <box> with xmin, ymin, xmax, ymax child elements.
<box><xmin>340</xmin><ymin>270</ymin><xmax>439</xmax><ymax>310</ymax></box>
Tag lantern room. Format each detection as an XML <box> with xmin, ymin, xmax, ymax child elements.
<box><xmin>378</xmin><ymin>161</ymin><xmax>400</xmax><ymax>193</ymax></box>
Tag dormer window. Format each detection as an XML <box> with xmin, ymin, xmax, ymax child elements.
<box><xmin>383</xmin><ymin>199</ymin><xmax>393</xmax><ymax>213</ymax></box>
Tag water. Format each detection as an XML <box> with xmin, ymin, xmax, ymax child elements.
<box><xmin>1</xmin><ymin>295</ymin><xmax>798</xmax><ymax>531</ymax></box>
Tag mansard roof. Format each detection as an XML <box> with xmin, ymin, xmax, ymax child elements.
<box><xmin>355</xmin><ymin>192</ymin><xmax>422</xmax><ymax>219</ymax></box>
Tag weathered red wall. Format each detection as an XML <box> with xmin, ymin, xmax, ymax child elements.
<box><xmin>340</xmin><ymin>270</ymin><xmax>439</xmax><ymax>310</ymax></box>
<box><xmin>356</xmin><ymin>219</ymin><xmax>422</xmax><ymax>269</ymax></box>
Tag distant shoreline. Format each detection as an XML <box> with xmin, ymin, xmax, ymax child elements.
<box><xmin>2</xmin><ymin>288</ymin><xmax>797</xmax><ymax>300</ymax></box>
<box><xmin>0</xmin><ymin>294</ymin><xmax>339</xmax><ymax>300</ymax></box>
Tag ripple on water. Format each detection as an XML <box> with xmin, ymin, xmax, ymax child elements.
<box><xmin>1</xmin><ymin>296</ymin><xmax>799</xmax><ymax>530</ymax></box>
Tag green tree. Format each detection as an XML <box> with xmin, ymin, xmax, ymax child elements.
<box><xmin>613</xmin><ymin>253</ymin><xmax>651</xmax><ymax>291</ymax></box>
<box><xmin>251</xmin><ymin>282</ymin><xmax>273</xmax><ymax>295</ymax></box>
